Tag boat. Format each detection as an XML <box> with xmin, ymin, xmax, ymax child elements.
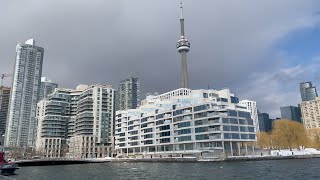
<box><xmin>0</xmin><ymin>151</ymin><xmax>19</xmax><ymax>175</ymax></box>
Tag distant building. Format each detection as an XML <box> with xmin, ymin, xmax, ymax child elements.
<box><xmin>239</xmin><ymin>100</ymin><xmax>259</xmax><ymax>132</ymax></box>
<box><xmin>36</xmin><ymin>84</ymin><xmax>115</xmax><ymax>158</ymax></box>
<box><xmin>116</xmin><ymin>77</ymin><xmax>140</xmax><ymax>111</ymax></box>
<box><xmin>301</xmin><ymin>97</ymin><xmax>320</xmax><ymax>129</ymax></box>
<box><xmin>5</xmin><ymin>39</ymin><xmax>44</xmax><ymax>148</ymax></box>
<box><xmin>258</xmin><ymin>113</ymin><xmax>272</xmax><ymax>132</ymax></box>
<box><xmin>38</xmin><ymin>77</ymin><xmax>58</xmax><ymax>101</ymax></box>
<box><xmin>115</xmin><ymin>88</ymin><xmax>256</xmax><ymax>158</ymax></box>
<box><xmin>300</xmin><ymin>82</ymin><xmax>318</xmax><ymax>102</ymax></box>
<box><xmin>0</xmin><ymin>87</ymin><xmax>10</xmax><ymax>145</ymax></box>
<box><xmin>280</xmin><ymin>106</ymin><xmax>302</xmax><ymax>123</ymax></box>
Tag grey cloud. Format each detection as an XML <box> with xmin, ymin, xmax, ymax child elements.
<box><xmin>1</xmin><ymin>0</ymin><xmax>320</xmax><ymax>116</ymax></box>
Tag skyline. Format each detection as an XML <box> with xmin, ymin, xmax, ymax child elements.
<box><xmin>1</xmin><ymin>1</ymin><xmax>320</xmax><ymax>117</ymax></box>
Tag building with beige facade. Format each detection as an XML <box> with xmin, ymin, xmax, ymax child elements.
<box><xmin>301</xmin><ymin>97</ymin><xmax>320</xmax><ymax>129</ymax></box>
<box><xmin>36</xmin><ymin>84</ymin><xmax>115</xmax><ymax>158</ymax></box>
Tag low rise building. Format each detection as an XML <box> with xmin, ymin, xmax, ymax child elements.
<box><xmin>115</xmin><ymin>88</ymin><xmax>256</xmax><ymax>158</ymax></box>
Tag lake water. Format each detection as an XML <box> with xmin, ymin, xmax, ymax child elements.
<box><xmin>4</xmin><ymin>158</ymin><xmax>320</xmax><ymax>180</ymax></box>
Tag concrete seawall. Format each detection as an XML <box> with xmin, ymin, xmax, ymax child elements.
<box><xmin>15</xmin><ymin>159</ymin><xmax>110</xmax><ymax>166</ymax></box>
<box><xmin>12</xmin><ymin>154</ymin><xmax>320</xmax><ymax>166</ymax></box>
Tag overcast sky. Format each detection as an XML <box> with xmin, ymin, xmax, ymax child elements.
<box><xmin>1</xmin><ymin>0</ymin><xmax>320</xmax><ymax>117</ymax></box>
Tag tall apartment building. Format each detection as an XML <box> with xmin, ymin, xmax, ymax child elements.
<box><xmin>280</xmin><ymin>106</ymin><xmax>302</xmax><ymax>123</ymax></box>
<box><xmin>36</xmin><ymin>86</ymin><xmax>84</xmax><ymax>158</ymax></box>
<box><xmin>36</xmin><ymin>84</ymin><xmax>115</xmax><ymax>158</ymax></box>
<box><xmin>239</xmin><ymin>100</ymin><xmax>259</xmax><ymax>132</ymax></box>
<box><xmin>38</xmin><ymin>77</ymin><xmax>58</xmax><ymax>101</ymax></box>
<box><xmin>5</xmin><ymin>39</ymin><xmax>44</xmax><ymax>147</ymax></box>
<box><xmin>0</xmin><ymin>87</ymin><xmax>10</xmax><ymax>144</ymax></box>
<box><xmin>300</xmin><ymin>82</ymin><xmax>318</xmax><ymax>102</ymax></box>
<box><xmin>116</xmin><ymin>77</ymin><xmax>140</xmax><ymax>111</ymax></box>
<box><xmin>301</xmin><ymin>97</ymin><xmax>320</xmax><ymax>129</ymax></box>
<box><xmin>115</xmin><ymin>88</ymin><xmax>256</xmax><ymax>158</ymax></box>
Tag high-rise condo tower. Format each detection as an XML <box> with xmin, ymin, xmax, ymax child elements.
<box><xmin>5</xmin><ymin>39</ymin><xmax>44</xmax><ymax>147</ymax></box>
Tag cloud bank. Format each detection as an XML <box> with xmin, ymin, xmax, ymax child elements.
<box><xmin>0</xmin><ymin>0</ymin><xmax>320</xmax><ymax>117</ymax></box>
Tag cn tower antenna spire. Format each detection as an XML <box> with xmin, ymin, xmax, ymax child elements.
<box><xmin>180</xmin><ymin>2</ymin><xmax>184</xmax><ymax>19</ymax></box>
<box><xmin>176</xmin><ymin>2</ymin><xmax>190</xmax><ymax>89</ymax></box>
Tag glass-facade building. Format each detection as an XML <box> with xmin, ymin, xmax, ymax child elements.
<box><xmin>280</xmin><ymin>106</ymin><xmax>302</xmax><ymax>123</ymax></box>
<box><xmin>258</xmin><ymin>113</ymin><xmax>272</xmax><ymax>132</ymax></box>
<box><xmin>116</xmin><ymin>77</ymin><xmax>140</xmax><ymax>111</ymax></box>
<box><xmin>5</xmin><ymin>39</ymin><xmax>44</xmax><ymax>147</ymax></box>
<box><xmin>115</xmin><ymin>88</ymin><xmax>256</xmax><ymax>158</ymax></box>
<box><xmin>38</xmin><ymin>77</ymin><xmax>58</xmax><ymax>101</ymax></box>
<box><xmin>300</xmin><ymin>82</ymin><xmax>318</xmax><ymax>102</ymax></box>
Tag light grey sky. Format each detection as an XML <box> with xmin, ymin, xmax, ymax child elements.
<box><xmin>1</xmin><ymin>0</ymin><xmax>320</xmax><ymax>117</ymax></box>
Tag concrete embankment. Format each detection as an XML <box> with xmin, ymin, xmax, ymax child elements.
<box><xmin>224</xmin><ymin>154</ymin><xmax>320</xmax><ymax>162</ymax></box>
<box><xmin>14</xmin><ymin>159</ymin><xmax>110</xmax><ymax>166</ymax></box>
<box><xmin>111</xmin><ymin>158</ymin><xmax>199</xmax><ymax>163</ymax></box>
<box><xmin>112</xmin><ymin>154</ymin><xmax>320</xmax><ymax>163</ymax></box>
<box><xmin>12</xmin><ymin>154</ymin><xmax>320</xmax><ymax>166</ymax></box>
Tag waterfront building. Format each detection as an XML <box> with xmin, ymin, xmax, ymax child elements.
<box><xmin>280</xmin><ymin>106</ymin><xmax>302</xmax><ymax>123</ymax></box>
<box><xmin>36</xmin><ymin>84</ymin><xmax>115</xmax><ymax>158</ymax></box>
<box><xmin>36</xmin><ymin>88</ymin><xmax>79</xmax><ymax>158</ymax></box>
<box><xmin>115</xmin><ymin>88</ymin><xmax>256</xmax><ymax>158</ymax></box>
<box><xmin>239</xmin><ymin>100</ymin><xmax>259</xmax><ymax>132</ymax></box>
<box><xmin>258</xmin><ymin>113</ymin><xmax>272</xmax><ymax>132</ymax></box>
<box><xmin>116</xmin><ymin>77</ymin><xmax>140</xmax><ymax>111</ymax></box>
<box><xmin>0</xmin><ymin>87</ymin><xmax>10</xmax><ymax>145</ymax></box>
<box><xmin>300</xmin><ymin>82</ymin><xmax>318</xmax><ymax>102</ymax></box>
<box><xmin>69</xmin><ymin>84</ymin><xmax>115</xmax><ymax>158</ymax></box>
<box><xmin>5</xmin><ymin>39</ymin><xmax>44</xmax><ymax>147</ymax></box>
<box><xmin>38</xmin><ymin>77</ymin><xmax>58</xmax><ymax>101</ymax></box>
<box><xmin>301</xmin><ymin>97</ymin><xmax>320</xmax><ymax>129</ymax></box>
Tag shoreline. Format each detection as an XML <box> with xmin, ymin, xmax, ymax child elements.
<box><xmin>13</xmin><ymin>154</ymin><xmax>320</xmax><ymax>166</ymax></box>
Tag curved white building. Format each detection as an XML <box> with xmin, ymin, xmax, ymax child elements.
<box><xmin>115</xmin><ymin>88</ymin><xmax>256</xmax><ymax>158</ymax></box>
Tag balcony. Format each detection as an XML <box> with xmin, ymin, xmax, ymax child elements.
<box><xmin>208</xmin><ymin>127</ymin><xmax>220</xmax><ymax>132</ymax></box>
<box><xmin>208</xmin><ymin>119</ymin><xmax>220</xmax><ymax>124</ymax></box>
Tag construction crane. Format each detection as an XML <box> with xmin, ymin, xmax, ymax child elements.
<box><xmin>0</xmin><ymin>74</ymin><xmax>12</xmax><ymax>87</ymax></box>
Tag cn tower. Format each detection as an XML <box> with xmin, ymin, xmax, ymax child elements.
<box><xmin>176</xmin><ymin>2</ymin><xmax>190</xmax><ymax>89</ymax></box>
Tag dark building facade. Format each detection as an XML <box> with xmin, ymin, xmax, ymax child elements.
<box><xmin>280</xmin><ymin>106</ymin><xmax>302</xmax><ymax>123</ymax></box>
<box><xmin>0</xmin><ymin>87</ymin><xmax>10</xmax><ymax>144</ymax></box>
<box><xmin>258</xmin><ymin>113</ymin><xmax>272</xmax><ymax>132</ymax></box>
